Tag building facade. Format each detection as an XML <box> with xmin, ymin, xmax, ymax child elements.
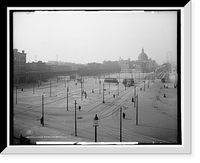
<box><xmin>14</xmin><ymin>49</ymin><xmax>26</xmax><ymax>75</ymax></box>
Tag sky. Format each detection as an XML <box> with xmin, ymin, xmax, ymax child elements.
<box><xmin>13</xmin><ymin>10</ymin><xmax>177</xmax><ymax>65</ymax></box>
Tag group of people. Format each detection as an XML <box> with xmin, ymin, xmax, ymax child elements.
<box><xmin>82</xmin><ymin>91</ymin><xmax>87</xmax><ymax>99</ymax></box>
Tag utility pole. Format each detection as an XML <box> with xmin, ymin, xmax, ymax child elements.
<box><xmin>99</xmin><ymin>77</ymin><xmax>101</xmax><ymax>94</ymax></box>
<box><xmin>83</xmin><ymin>79</ymin><xmax>84</xmax><ymax>93</ymax></box>
<box><xmin>109</xmin><ymin>74</ymin><xmax>110</xmax><ymax>89</ymax></box>
<box><xmin>81</xmin><ymin>76</ymin><xmax>83</xmax><ymax>101</ymax></box>
<box><xmin>117</xmin><ymin>76</ymin><xmax>119</xmax><ymax>96</ymax></box>
<box><xmin>50</xmin><ymin>80</ymin><xmax>51</xmax><ymax>97</ymax></box>
<box><xmin>64</xmin><ymin>76</ymin><xmax>66</xmax><ymax>88</ymax></box>
<box><xmin>67</xmin><ymin>86</ymin><xmax>69</xmax><ymax>111</ymax></box>
<box><xmin>75</xmin><ymin>100</ymin><xmax>77</xmax><ymax>136</ymax></box>
<box><xmin>42</xmin><ymin>95</ymin><xmax>44</xmax><ymax>126</ymax></box>
<box><xmin>118</xmin><ymin>73</ymin><xmax>120</xmax><ymax>95</ymax></box>
<box><xmin>125</xmin><ymin>77</ymin><xmax>126</xmax><ymax>90</ymax></box>
<box><xmin>139</xmin><ymin>72</ymin><xmax>140</xmax><ymax>81</ymax></box>
<box><xmin>143</xmin><ymin>80</ymin><xmax>145</xmax><ymax>91</ymax></box>
<box><xmin>134</xmin><ymin>86</ymin><xmax>136</xmax><ymax>108</ymax></box>
<box><xmin>136</xmin><ymin>94</ymin><xmax>139</xmax><ymax>125</ymax></box>
<box><xmin>120</xmin><ymin>107</ymin><xmax>122</xmax><ymax>142</ymax></box>
<box><xmin>103</xmin><ymin>83</ymin><xmax>105</xmax><ymax>103</ymax></box>
<box><xmin>16</xmin><ymin>85</ymin><xmax>17</xmax><ymax>104</ymax></box>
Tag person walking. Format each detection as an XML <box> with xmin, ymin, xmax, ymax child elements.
<box><xmin>78</xmin><ymin>105</ymin><xmax>81</xmax><ymax>111</ymax></box>
<box><xmin>40</xmin><ymin>117</ymin><xmax>44</xmax><ymax>126</ymax></box>
<box><xmin>123</xmin><ymin>112</ymin><xmax>126</xmax><ymax>119</ymax></box>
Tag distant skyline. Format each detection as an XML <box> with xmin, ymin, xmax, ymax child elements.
<box><xmin>13</xmin><ymin>10</ymin><xmax>177</xmax><ymax>65</ymax></box>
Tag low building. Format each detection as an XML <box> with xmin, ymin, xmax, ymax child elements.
<box><xmin>118</xmin><ymin>58</ymin><xmax>131</xmax><ymax>73</ymax></box>
<box><xmin>26</xmin><ymin>61</ymin><xmax>50</xmax><ymax>73</ymax></box>
<box><xmin>87</xmin><ymin>62</ymin><xmax>101</xmax><ymax>70</ymax></box>
<box><xmin>50</xmin><ymin>65</ymin><xmax>72</xmax><ymax>72</ymax></box>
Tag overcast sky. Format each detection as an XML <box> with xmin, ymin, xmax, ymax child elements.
<box><xmin>13</xmin><ymin>10</ymin><xmax>177</xmax><ymax>65</ymax></box>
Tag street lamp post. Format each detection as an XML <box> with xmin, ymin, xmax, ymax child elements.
<box><xmin>120</xmin><ymin>107</ymin><xmax>122</xmax><ymax>142</ymax></box>
<box><xmin>75</xmin><ymin>100</ymin><xmax>77</xmax><ymax>136</ymax></box>
<box><xmin>117</xmin><ymin>76</ymin><xmax>119</xmax><ymax>96</ymax></box>
<box><xmin>65</xmin><ymin>76</ymin><xmax>66</xmax><ymax>88</ymax></box>
<box><xmin>143</xmin><ymin>80</ymin><xmax>145</xmax><ymax>91</ymax></box>
<box><xmin>41</xmin><ymin>95</ymin><xmax>44</xmax><ymax>126</ymax></box>
<box><xmin>93</xmin><ymin>114</ymin><xmax>99</xmax><ymax>142</ymax></box>
<box><xmin>99</xmin><ymin>77</ymin><xmax>101</xmax><ymax>94</ymax></box>
<box><xmin>136</xmin><ymin>94</ymin><xmax>139</xmax><ymax>125</ymax></box>
<box><xmin>103</xmin><ymin>83</ymin><xmax>105</xmax><ymax>103</ymax></box>
<box><xmin>118</xmin><ymin>73</ymin><xmax>120</xmax><ymax>95</ymax></box>
<box><xmin>67</xmin><ymin>86</ymin><xmax>69</xmax><ymax>111</ymax></box>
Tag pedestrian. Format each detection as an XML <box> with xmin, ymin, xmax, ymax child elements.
<box><xmin>85</xmin><ymin>92</ymin><xmax>87</xmax><ymax>98</ymax></box>
<box><xmin>40</xmin><ymin>117</ymin><xmax>44</xmax><ymax>126</ymax></box>
<box><xmin>79</xmin><ymin>105</ymin><xmax>81</xmax><ymax>111</ymax></box>
<box><xmin>123</xmin><ymin>112</ymin><xmax>126</xmax><ymax>119</ymax></box>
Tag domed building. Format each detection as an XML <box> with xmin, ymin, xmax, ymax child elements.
<box><xmin>130</xmin><ymin>47</ymin><xmax>158</xmax><ymax>73</ymax></box>
<box><xmin>138</xmin><ymin>48</ymin><xmax>148</xmax><ymax>61</ymax></box>
<box><xmin>118</xmin><ymin>47</ymin><xmax>158</xmax><ymax>73</ymax></box>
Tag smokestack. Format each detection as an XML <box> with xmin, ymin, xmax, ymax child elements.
<box><xmin>57</xmin><ymin>54</ymin><xmax>58</xmax><ymax>65</ymax></box>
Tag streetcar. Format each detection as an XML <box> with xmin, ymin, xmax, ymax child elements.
<box><xmin>104</xmin><ymin>78</ymin><xmax>119</xmax><ymax>84</ymax></box>
<box><xmin>122</xmin><ymin>78</ymin><xmax>134</xmax><ymax>87</ymax></box>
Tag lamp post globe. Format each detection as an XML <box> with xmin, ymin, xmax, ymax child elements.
<box><xmin>94</xmin><ymin>114</ymin><xmax>99</xmax><ymax>126</ymax></box>
<box><xmin>94</xmin><ymin>114</ymin><xmax>99</xmax><ymax>142</ymax></box>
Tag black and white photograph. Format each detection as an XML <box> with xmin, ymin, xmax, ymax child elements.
<box><xmin>3</xmin><ymin>2</ymin><xmax>192</xmax><ymax>155</ymax></box>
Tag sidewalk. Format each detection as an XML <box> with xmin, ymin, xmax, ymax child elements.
<box><xmin>14</xmin><ymin>121</ymin><xmax>92</xmax><ymax>145</ymax></box>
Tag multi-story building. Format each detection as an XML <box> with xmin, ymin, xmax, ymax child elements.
<box><xmin>14</xmin><ymin>49</ymin><xmax>26</xmax><ymax>75</ymax></box>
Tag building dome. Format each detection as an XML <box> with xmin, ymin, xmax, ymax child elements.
<box><xmin>138</xmin><ymin>48</ymin><xmax>148</xmax><ymax>61</ymax></box>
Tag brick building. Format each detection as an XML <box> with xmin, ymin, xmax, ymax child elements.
<box><xmin>14</xmin><ymin>49</ymin><xmax>26</xmax><ymax>75</ymax></box>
